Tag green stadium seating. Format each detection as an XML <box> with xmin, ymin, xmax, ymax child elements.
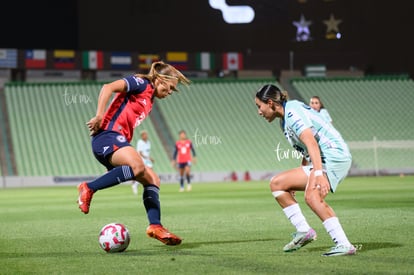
<box><xmin>291</xmin><ymin>76</ymin><xmax>414</xmax><ymax>170</ymax></box>
<box><xmin>5</xmin><ymin>82</ymin><xmax>172</xmax><ymax>176</ymax></box>
<box><xmin>4</xmin><ymin>76</ymin><xmax>413</xmax><ymax>176</ymax></box>
<box><xmin>4</xmin><ymin>79</ymin><xmax>299</xmax><ymax>176</ymax></box>
<box><xmin>157</xmin><ymin>79</ymin><xmax>299</xmax><ymax>173</ymax></box>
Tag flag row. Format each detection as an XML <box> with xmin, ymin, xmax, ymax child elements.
<box><xmin>0</xmin><ymin>49</ymin><xmax>244</xmax><ymax>71</ymax></box>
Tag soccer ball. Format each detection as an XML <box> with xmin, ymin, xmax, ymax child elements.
<box><xmin>98</xmin><ymin>223</ymin><xmax>130</xmax><ymax>253</ymax></box>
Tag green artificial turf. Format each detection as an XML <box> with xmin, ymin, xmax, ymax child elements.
<box><xmin>0</xmin><ymin>176</ymin><xmax>413</xmax><ymax>274</ymax></box>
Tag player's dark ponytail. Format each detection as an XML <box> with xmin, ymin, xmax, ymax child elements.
<box><xmin>256</xmin><ymin>84</ymin><xmax>288</xmax><ymax>105</ymax></box>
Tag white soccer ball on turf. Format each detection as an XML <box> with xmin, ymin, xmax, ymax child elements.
<box><xmin>98</xmin><ymin>223</ymin><xmax>130</xmax><ymax>253</ymax></box>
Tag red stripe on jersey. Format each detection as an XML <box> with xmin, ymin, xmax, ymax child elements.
<box><xmin>101</xmin><ymin>84</ymin><xmax>154</xmax><ymax>142</ymax></box>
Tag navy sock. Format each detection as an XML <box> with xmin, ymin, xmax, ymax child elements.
<box><xmin>88</xmin><ymin>165</ymin><xmax>134</xmax><ymax>192</ymax></box>
<box><xmin>186</xmin><ymin>175</ymin><xmax>191</xmax><ymax>184</ymax></box>
<box><xmin>179</xmin><ymin>177</ymin><xmax>184</xmax><ymax>188</ymax></box>
<box><xmin>143</xmin><ymin>185</ymin><xmax>161</xmax><ymax>225</ymax></box>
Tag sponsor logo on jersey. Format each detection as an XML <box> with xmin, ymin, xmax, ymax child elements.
<box><xmin>134</xmin><ymin>113</ymin><xmax>146</xmax><ymax>128</ymax></box>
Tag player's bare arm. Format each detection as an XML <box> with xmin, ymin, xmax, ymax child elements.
<box><xmin>87</xmin><ymin>79</ymin><xmax>127</xmax><ymax>135</ymax></box>
<box><xmin>299</xmin><ymin>128</ymin><xmax>330</xmax><ymax>198</ymax></box>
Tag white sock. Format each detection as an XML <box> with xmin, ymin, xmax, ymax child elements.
<box><xmin>323</xmin><ymin>217</ymin><xmax>352</xmax><ymax>247</ymax></box>
<box><xmin>282</xmin><ymin>203</ymin><xmax>311</xmax><ymax>232</ymax></box>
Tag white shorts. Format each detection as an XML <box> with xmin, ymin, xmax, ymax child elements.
<box><xmin>143</xmin><ymin>158</ymin><xmax>153</xmax><ymax>168</ymax></box>
<box><xmin>302</xmin><ymin>158</ymin><xmax>352</xmax><ymax>192</ymax></box>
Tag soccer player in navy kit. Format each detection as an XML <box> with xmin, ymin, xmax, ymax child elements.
<box><xmin>255</xmin><ymin>84</ymin><xmax>355</xmax><ymax>256</ymax></box>
<box><xmin>77</xmin><ymin>61</ymin><xmax>190</xmax><ymax>246</ymax></box>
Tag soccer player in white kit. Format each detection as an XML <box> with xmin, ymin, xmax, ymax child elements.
<box><xmin>254</xmin><ymin>84</ymin><xmax>356</xmax><ymax>256</ymax></box>
<box><xmin>132</xmin><ymin>130</ymin><xmax>154</xmax><ymax>195</ymax></box>
<box><xmin>310</xmin><ymin>95</ymin><xmax>333</xmax><ymax>124</ymax></box>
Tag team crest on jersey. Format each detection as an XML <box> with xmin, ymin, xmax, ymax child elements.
<box><xmin>116</xmin><ymin>135</ymin><xmax>127</xmax><ymax>143</ymax></box>
<box><xmin>133</xmin><ymin>76</ymin><xmax>145</xmax><ymax>85</ymax></box>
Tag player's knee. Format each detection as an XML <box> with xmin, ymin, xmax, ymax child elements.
<box><xmin>270</xmin><ymin>175</ymin><xmax>288</xmax><ymax>199</ymax></box>
<box><xmin>304</xmin><ymin>191</ymin><xmax>319</xmax><ymax>207</ymax></box>
<box><xmin>135</xmin><ymin>166</ymin><xmax>160</xmax><ymax>187</ymax></box>
<box><xmin>151</xmin><ymin>172</ymin><xmax>161</xmax><ymax>186</ymax></box>
<box><xmin>130</xmin><ymin>161</ymin><xmax>145</xmax><ymax>177</ymax></box>
<box><xmin>269</xmin><ymin>175</ymin><xmax>283</xmax><ymax>191</ymax></box>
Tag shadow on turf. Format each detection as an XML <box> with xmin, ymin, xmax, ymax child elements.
<box><xmin>122</xmin><ymin>240</ymin><xmax>403</xmax><ymax>256</ymax></box>
<box><xmin>306</xmin><ymin>242</ymin><xmax>402</xmax><ymax>253</ymax></box>
<box><xmin>121</xmin><ymin>238</ymin><xmax>281</xmax><ymax>256</ymax></box>
<box><xmin>1</xmin><ymin>241</ymin><xmax>401</xmax><ymax>258</ymax></box>
<box><xmin>178</xmin><ymin>237</ymin><xmax>280</xmax><ymax>249</ymax></box>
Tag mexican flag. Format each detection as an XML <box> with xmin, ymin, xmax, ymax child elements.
<box><xmin>82</xmin><ymin>50</ymin><xmax>104</xmax><ymax>70</ymax></box>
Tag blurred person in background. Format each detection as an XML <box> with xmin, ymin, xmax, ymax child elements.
<box><xmin>172</xmin><ymin>130</ymin><xmax>196</xmax><ymax>192</ymax></box>
<box><xmin>310</xmin><ymin>96</ymin><xmax>333</xmax><ymax>124</ymax></box>
<box><xmin>131</xmin><ymin>130</ymin><xmax>154</xmax><ymax>195</ymax></box>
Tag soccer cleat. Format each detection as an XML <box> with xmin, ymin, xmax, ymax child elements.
<box><xmin>77</xmin><ymin>182</ymin><xmax>94</xmax><ymax>214</ymax></box>
<box><xmin>322</xmin><ymin>244</ymin><xmax>356</xmax><ymax>256</ymax></box>
<box><xmin>186</xmin><ymin>184</ymin><xmax>192</xmax><ymax>191</ymax></box>
<box><xmin>283</xmin><ymin>228</ymin><xmax>317</xmax><ymax>252</ymax></box>
<box><xmin>146</xmin><ymin>224</ymin><xmax>182</xmax><ymax>246</ymax></box>
<box><xmin>179</xmin><ymin>187</ymin><xmax>185</xmax><ymax>192</ymax></box>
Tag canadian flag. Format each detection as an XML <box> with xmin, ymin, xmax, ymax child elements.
<box><xmin>222</xmin><ymin>52</ymin><xmax>243</xmax><ymax>70</ymax></box>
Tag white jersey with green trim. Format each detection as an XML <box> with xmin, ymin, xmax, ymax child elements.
<box><xmin>280</xmin><ymin>100</ymin><xmax>351</xmax><ymax>162</ymax></box>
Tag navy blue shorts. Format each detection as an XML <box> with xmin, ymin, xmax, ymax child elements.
<box><xmin>177</xmin><ymin>161</ymin><xmax>192</xmax><ymax>169</ymax></box>
<box><xmin>91</xmin><ymin>130</ymin><xmax>131</xmax><ymax>170</ymax></box>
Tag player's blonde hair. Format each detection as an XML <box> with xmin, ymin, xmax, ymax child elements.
<box><xmin>136</xmin><ymin>61</ymin><xmax>191</xmax><ymax>91</ymax></box>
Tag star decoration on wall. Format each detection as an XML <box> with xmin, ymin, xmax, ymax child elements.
<box><xmin>323</xmin><ymin>13</ymin><xmax>343</xmax><ymax>39</ymax></box>
<box><xmin>293</xmin><ymin>14</ymin><xmax>312</xmax><ymax>42</ymax></box>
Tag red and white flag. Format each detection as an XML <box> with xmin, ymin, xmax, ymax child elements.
<box><xmin>25</xmin><ymin>49</ymin><xmax>46</xmax><ymax>69</ymax></box>
<box><xmin>222</xmin><ymin>52</ymin><xmax>243</xmax><ymax>70</ymax></box>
